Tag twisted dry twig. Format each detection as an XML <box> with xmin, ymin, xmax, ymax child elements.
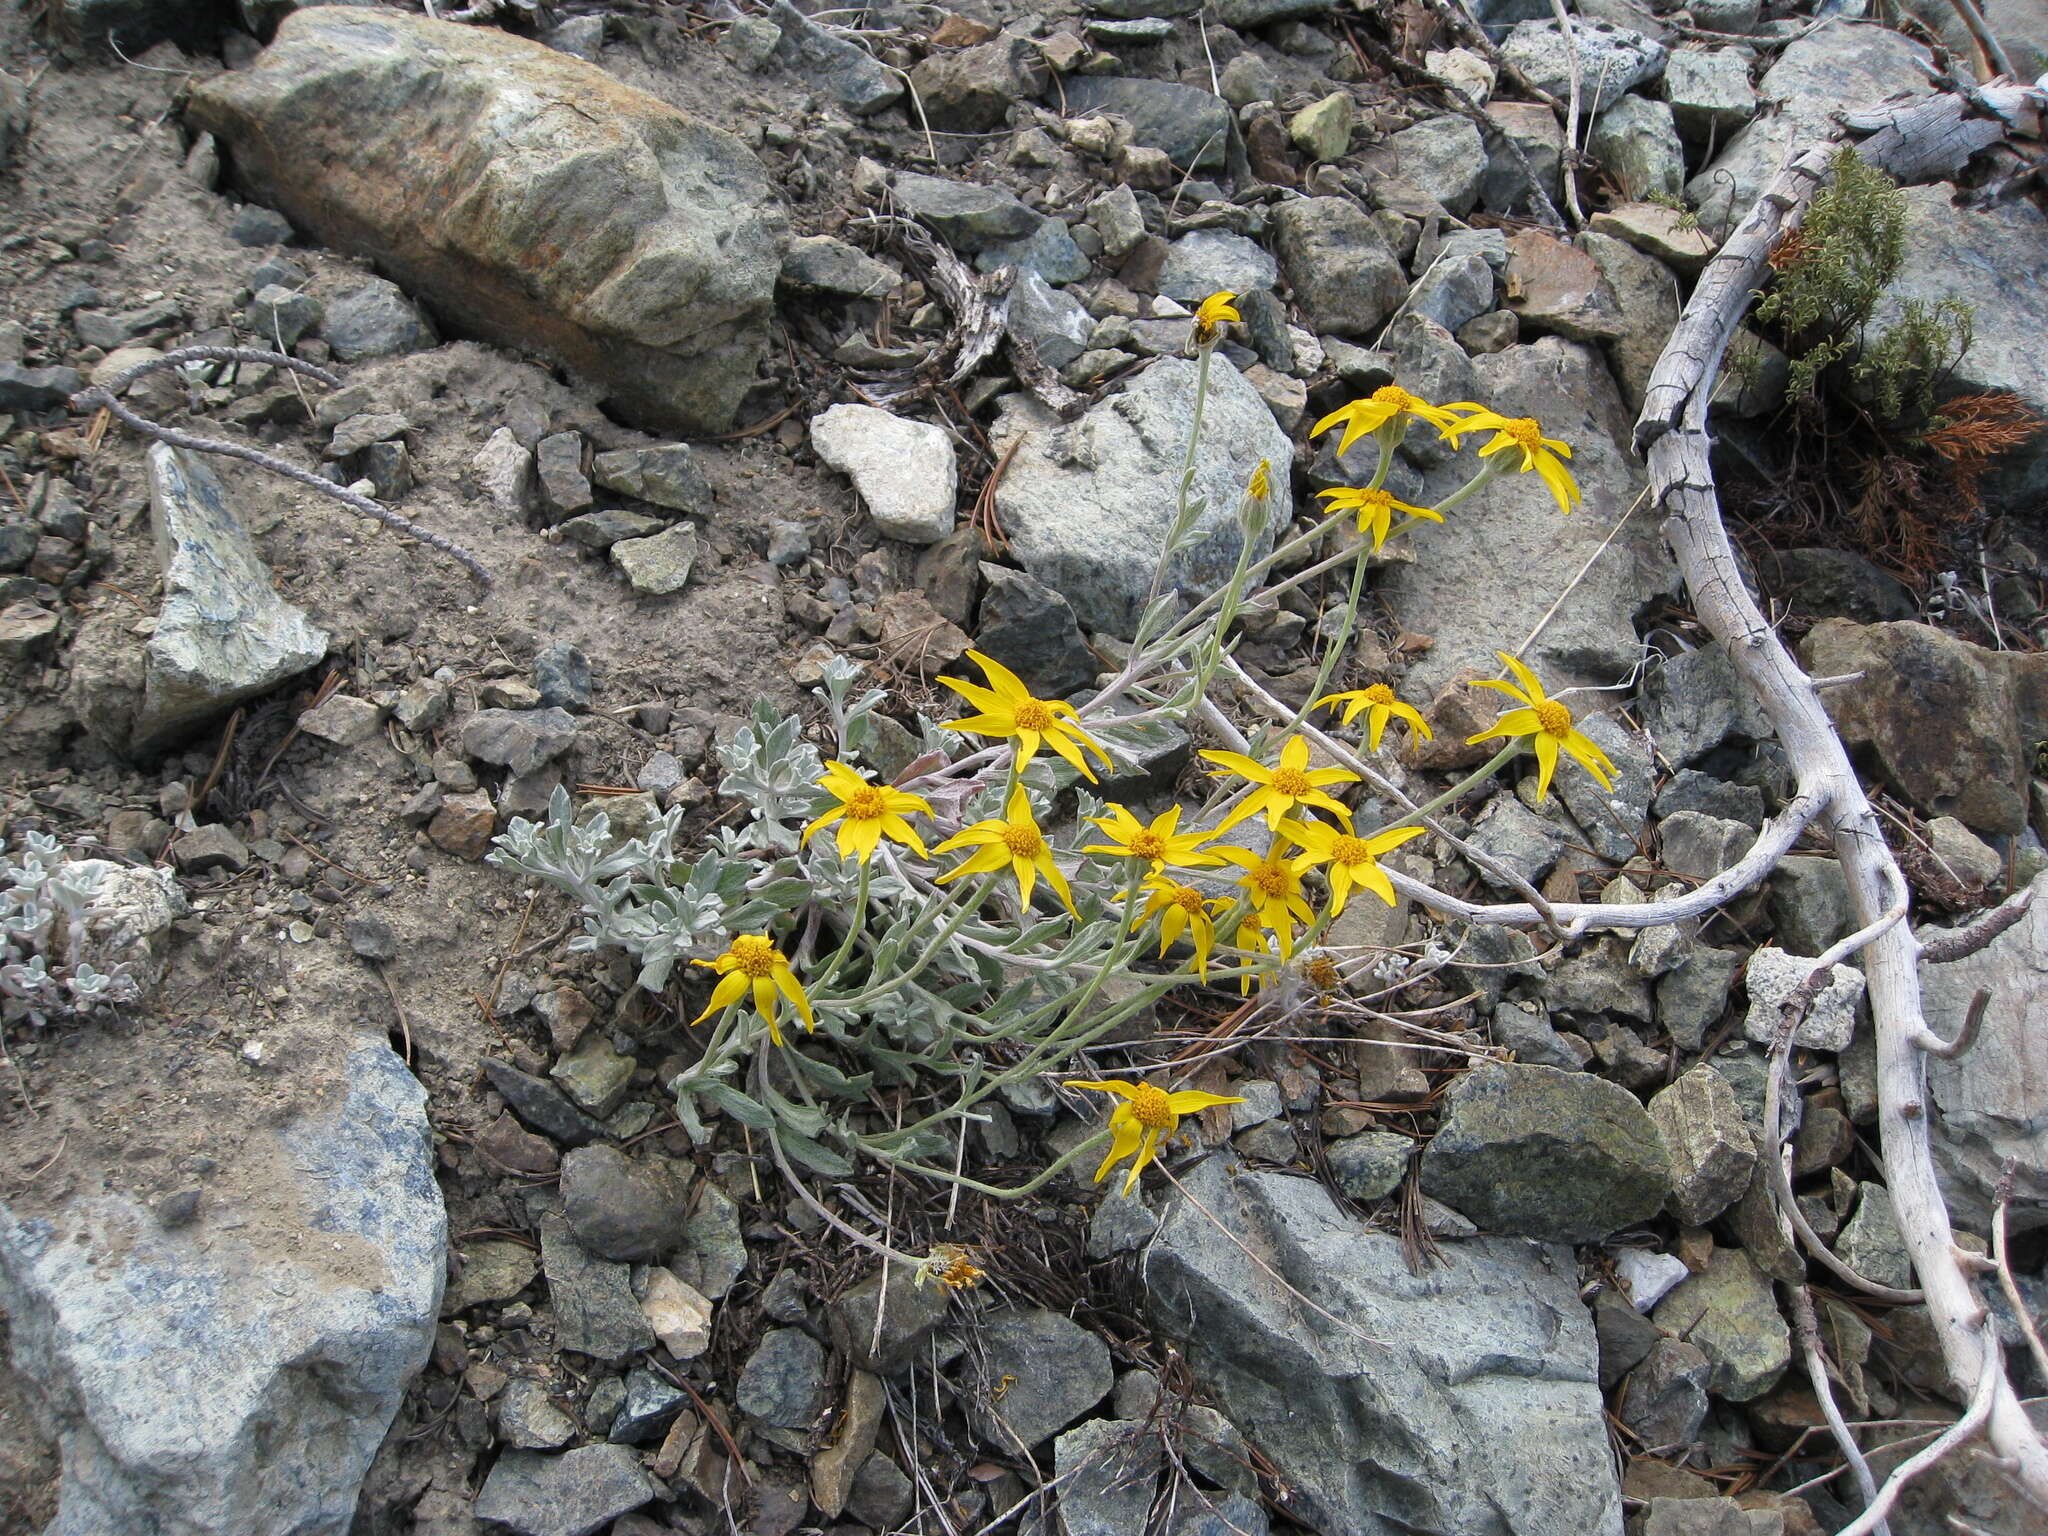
<box><xmin>72</xmin><ymin>346</ymin><xmax>493</xmax><ymax>588</ymax></box>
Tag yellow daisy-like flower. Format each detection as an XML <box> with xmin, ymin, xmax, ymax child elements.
<box><xmin>939</xmin><ymin>649</ymin><xmax>1113</xmax><ymax>782</ymax></box>
<box><xmin>1065</xmin><ymin>1078</ymin><xmax>1246</xmax><ymax>1195</ymax></box>
<box><xmin>1140</xmin><ymin>874</ymin><xmax>1230</xmax><ymax>979</ymax></box>
<box><xmin>691</xmin><ymin>933</ymin><xmax>814</xmax><ymax>1047</ymax></box>
<box><xmin>1314</xmin><ymin>484</ymin><xmax>1442</xmax><ymax>552</ymax></box>
<box><xmin>802</xmin><ymin>760</ymin><xmax>934</xmax><ymax>863</ymax></box>
<box><xmin>1083</xmin><ymin>803</ymin><xmax>1221</xmax><ymax>872</ymax></box>
<box><xmin>1315</xmin><ymin>683</ymin><xmax>1433</xmax><ymax>753</ymax></box>
<box><xmin>1439</xmin><ymin>407</ymin><xmax>1581</xmax><ymax>513</ymax></box>
<box><xmin>1277</xmin><ymin>818</ymin><xmax>1428</xmax><ymax>916</ymax></box>
<box><xmin>1192</xmin><ymin>290</ymin><xmax>1241</xmax><ymax>347</ymax></box>
<box><xmin>1199</xmin><ymin>735</ymin><xmax>1359</xmax><ymax>834</ymax></box>
<box><xmin>1209</xmin><ymin>843</ymin><xmax>1318</xmax><ymax>957</ymax></box>
<box><xmin>1311</xmin><ymin>384</ymin><xmax>1464</xmax><ymax>460</ymax></box>
<box><xmin>1464</xmin><ymin>651</ymin><xmax>1617</xmax><ymax>803</ymax></box>
<box><xmin>931</xmin><ymin>783</ymin><xmax>1076</xmax><ymax>914</ymax></box>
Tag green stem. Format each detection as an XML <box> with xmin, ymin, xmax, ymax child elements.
<box><xmin>837</xmin><ymin>872</ymin><xmax>997</xmax><ymax>1010</ymax></box>
<box><xmin>1134</xmin><ymin>342</ymin><xmax>1217</xmax><ymax>652</ymax></box>
<box><xmin>1368</xmin><ymin>742</ymin><xmax>1526</xmax><ymax>835</ymax></box>
<box><xmin>810</xmin><ymin>857</ymin><xmax>872</xmax><ymax>990</ymax></box>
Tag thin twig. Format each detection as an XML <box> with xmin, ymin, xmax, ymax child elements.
<box><xmin>1787</xmin><ymin>1282</ymin><xmax>1889</xmax><ymax>1533</ymax></box>
<box><xmin>72</xmin><ymin>347</ymin><xmax>492</xmax><ymax>587</ymax></box>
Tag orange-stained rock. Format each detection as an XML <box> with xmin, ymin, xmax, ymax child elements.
<box><xmin>189</xmin><ymin>8</ymin><xmax>784</xmax><ymax>434</ymax></box>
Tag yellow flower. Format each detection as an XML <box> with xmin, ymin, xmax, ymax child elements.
<box><xmin>1315</xmin><ymin>683</ymin><xmax>1433</xmax><ymax>752</ymax></box>
<box><xmin>1464</xmin><ymin>651</ymin><xmax>1617</xmax><ymax>802</ymax></box>
<box><xmin>1209</xmin><ymin>843</ymin><xmax>1318</xmax><ymax>957</ymax></box>
<box><xmin>1247</xmin><ymin>457</ymin><xmax>1273</xmax><ymax>504</ymax></box>
<box><xmin>802</xmin><ymin>760</ymin><xmax>934</xmax><ymax>863</ymax></box>
<box><xmin>1303</xmin><ymin>951</ymin><xmax>1344</xmax><ymax>997</ymax></box>
<box><xmin>691</xmin><ymin>934</ymin><xmax>814</xmax><ymax>1046</ymax></box>
<box><xmin>1140</xmin><ymin>874</ymin><xmax>1229</xmax><ymax>979</ymax></box>
<box><xmin>1277</xmin><ymin>818</ymin><xmax>1427</xmax><ymax>916</ymax></box>
<box><xmin>914</xmin><ymin>1244</ymin><xmax>986</xmax><ymax>1291</ymax></box>
<box><xmin>1083</xmin><ymin>803</ymin><xmax>1221</xmax><ymax>872</ymax></box>
<box><xmin>1232</xmin><ymin>916</ymin><xmax>1279</xmax><ymax>994</ymax></box>
<box><xmin>1439</xmin><ymin>407</ymin><xmax>1581</xmax><ymax>513</ymax></box>
<box><xmin>1313</xmin><ymin>485</ymin><xmax>1441</xmax><ymax>551</ymax></box>
<box><xmin>1311</xmin><ymin>384</ymin><xmax>1464</xmax><ymax>460</ymax></box>
<box><xmin>1065</xmin><ymin>1078</ymin><xmax>1246</xmax><ymax>1195</ymax></box>
<box><xmin>1199</xmin><ymin>734</ymin><xmax>1359</xmax><ymax>833</ymax></box>
<box><xmin>939</xmin><ymin>649</ymin><xmax>1112</xmax><ymax>782</ymax></box>
<box><xmin>1192</xmin><ymin>290</ymin><xmax>1241</xmax><ymax>347</ymax></box>
<box><xmin>932</xmin><ymin>783</ymin><xmax>1076</xmax><ymax>914</ymax></box>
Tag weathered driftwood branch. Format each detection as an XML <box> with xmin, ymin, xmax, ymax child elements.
<box><xmin>1633</xmin><ymin>112</ymin><xmax>2048</xmax><ymax>1507</ymax></box>
<box><xmin>1843</xmin><ymin>73</ymin><xmax>2048</xmax><ymax>183</ymax></box>
<box><xmin>73</xmin><ymin>346</ymin><xmax>493</xmax><ymax>588</ymax></box>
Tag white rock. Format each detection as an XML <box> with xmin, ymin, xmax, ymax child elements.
<box><xmin>1616</xmin><ymin>1249</ymin><xmax>1692</xmax><ymax>1312</ymax></box>
<box><xmin>639</xmin><ymin>1266</ymin><xmax>714</xmax><ymax>1359</ymax></box>
<box><xmin>1741</xmin><ymin>946</ymin><xmax>1865</xmax><ymax>1053</ymax></box>
<box><xmin>809</xmin><ymin>404</ymin><xmax>958</xmax><ymax>545</ymax></box>
<box><xmin>473</xmin><ymin>426</ymin><xmax>535</xmax><ymax>517</ymax></box>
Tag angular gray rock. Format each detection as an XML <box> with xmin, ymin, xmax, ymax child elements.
<box><xmin>810</xmin><ymin>404</ymin><xmax>958</xmax><ymax>545</ymax></box>
<box><xmin>539</xmin><ymin>1217</ymin><xmax>656</xmax><ymax>1362</ymax></box>
<box><xmin>1640</xmin><ymin>642</ymin><xmax>1774</xmax><ymax>765</ymax></box>
<box><xmin>738</xmin><ymin>1327</ymin><xmax>829</xmax><ymax>1428</ymax></box>
<box><xmin>1056</xmin><ymin>1418</ymin><xmax>1163</xmax><ymax>1536</ymax></box>
<box><xmin>590</xmin><ymin>443</ymin><xmax>711</xmax><ymax>515</ymax></box>
<box><xmin>1836</xmin><ymin>1182</ymin><xmax>1912</xmax><ymax>1292</ymax></box>
<box><xmin>1405</xmin><ymin>250</ymin><xmax>1496</xmax><ymax>335</ymax></box>
<box><xmin>975</xmin><ymin>562</ymin><xmax>1099</xmax><ymax>697</ymax></box>
<box><xmin>318</xmin><ymin>277</ymin><xmax>435</xmax><ymax>363</ymax></box>
<box><xmin>1588</xmin><ymin>96</ymin><xmax>1684</xmax><ymax>202</ymax></box>
<box><xmin>1918</xmin><ymin>872</ymin><xmax>2048</xmax><ymax>1231</ymax></box>
<box><xmin>128</xmin><ymin>444</ymin><xmax>329</xmax><ymax>757</ymax></box>
<box><xmin>1007</xmin><ymin>268</ymin><xmax>1094</xmax><ymax>370</ymax></box>
<box><xmin>1499</xmin><ymin>18</ymin><xmax>1667</xmax><ymax>113</ymax></box>
<box><xmin>768</xmin><ymin>0</ymin><xmax>902</xmax><ymax>115</ymax></box>
<box><xmin>1741</xmin><ymin>946</ymin><xmax>1864</xmax><ymax>1053</ymax></box>
<box><xmin>1146</xmin><ymin>1158</ymin><xmax>1622</xmax><ymax>1536</ymax></box>
<box><xmin>780</xmin><ymin>235</ymin><xmax>901</xmax><ymax>299</ymax></box>
<box><xmin>472</xmin><ymin>1444</ymin><xmax>656</xmax><ymax>1536</ymax></box>
<box><xmin>1062</xmin><ymin>76</ymin><xmax>1233</xmax><ymax>170</ymax></box>
<box><xmin>1421</xmin><ymin>1061</ymin><xmax>1672</xmax><ymax>1242</ymax></box>
<box><xmin>1648</xmin><ymin>1066</ymin><xmax>1757</xmax><ymax>1226</ymax></box>
<box><xmin>1270</xmin><ymin>197</ymin><xmax>1407</xmax><ymax>337</ymax></box>
<box><xmin>611</xmin><ymin>524</ymin><xmax>699</xmax><ymax>595</ymax></box>
<box><xmin>461</xmin><ymin>706</ymin><xmax>579</xmax><ymax>776</ymax></box>
<box><xmin>1618</xmin><ymin>1338</ymin><xmax>1711</xmax><ymax>1448</ymax></box>
<box><xmin>889</xmin><ymin>169</ymin><xmax>1041</xmax><ymax>251</ymax></box>
<box><xmin>0</xmin><ymin>1041</ymin><xmax>442</xmax><ymax>1536</ymax></box>
<box><xmin>1650</xmin><ymin>1246</ymin><xmax>1789</xmax><ymax>1401</ymax></box>
<box><xmin>963</xmin><ymin>1307</ymin><xmax>1113</xmax><ymax>1450</ymax></box>
<box><xmin>1157</xmin><ymin>229</ymin><xmax>1279</xmax><ymax>304</ymax></box>
<box><xmin>560</xmin><ymin>1146</ymin><xmax>688</xmax><ymax>1263</ymax></box>
<box><xmin>1662</xmin><ymin>48</ymin><xmax>1757</xmax><ymax>142</ymax></box>
<box><xmin>189</xmin><ymin>8</ymin><xmax>785</xmax><ymax>435</ymax></box>
<box><xmin>1381</xmin><ymin>115</ymin><xmax>1486</xmax><ymax>216</ymax></box>
<box><xmin>993</xmin><ymin>355</ymin><xmax>1291</xmax><ymax>636</ymax></box>
<box><xmin>1376</xmin><ymin>337</ymin><xmax>1677</xmax><ymax>698</ymax></box>
<box><xmin>1685</xmin><ymin>21</ymin><xmax>1929</xmax><ymax>232</ymax></box>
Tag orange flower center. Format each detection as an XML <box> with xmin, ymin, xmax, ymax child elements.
<box><xmin>1168</xmin><ymin>886</ymin><xmax>1206</xmax><ymax>915</ymax></box>
<box><xmin>1012</xmin><ymin>698</ymin><xmax>1054</xmax><ymax>732</ymax></box>
<box><xmin>1130</xmin><ymin>1082</ymin><xmax>1174</xmax><ymax>1130</ymax></box>
<box><xmin>1331</xmin><ymin>836</ymin><xmax>1371</xmax><ymax>865</ymax></box>
<box><xmin>845</xmin><ymin>786</ymin><xmax>887</xmax><ymax>820</ymax></box>
<box><xmin>1501</xmin><ymin>418</ymin><xmax>1546</xmax><ymax>451</ymax></box>
<box><xmin>1247</xmin><ymin>865</ymin><xmax>1290</xmax><ymax>898</ymax></box>
<box><xmin>1362</xmin><ymin>684</ymin><xmax>1395</xmax><ymax>705</ymax></box>
<box><xmin>1535</xmin><ymin>699</ymin><xmax>1574</xmax><ymax>736</ymax></box>
<box><xmin>1001</xmin><ymin>822</ymin><xmax>1045</xmax><ymax>859</ymax></box>
<box><xmin>1370</xmin><ymin>385</ymin><xmax>1415</xmax><ymax>410</ymax></box>
<box><xmin>1129</xmin><ymin>829</ymin><xmax>1166</xmax><ymax>860</ymax></box>
<box><xmin>1306</xmin><ymin>955</ymin><xmax>1342</xmax><ymax>992</ymax></box>
<box><xmin>729</xmin><ymin>935</ymin><xmax>780</xmax><ymax>978</ymax></box>
<box><xmin>1269</xmin><ymin>767</ymin><xmax>1312</xmax><ymax>797</ymax></box>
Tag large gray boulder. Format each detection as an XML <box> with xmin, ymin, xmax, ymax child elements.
<box><xmin>1919</xmin><ymin>872</ymin><xmax>2048</xmax><ymax>1233</ymax></box>
<box><xmin>0</xmin><ymin>1040</ymin><xmax>444</xmax><ymax>1536</ymax></box>
<box><xmin>1685</xmin><ymin>21</ymin><xmax>1929</xmax><ymax>232</ymax></box>
<box><xmin>1375</xmin><ymin>336</ymin><xmax>1678</xmax><ymax>698</ymax></box>
<box><xmin>1145</xmin><ymin>1158</ymin><xmax>1624</xmax><ymax>1536</ymax></box>
<box><xmin>189</xmin><ymin>8</ymin><xmax>785</xmax><ymax>435</ymax></box>
<box><xmin>992</xmin><ymin>356</ymin><xmax>1291</xmax><ymax>636</ymax></box>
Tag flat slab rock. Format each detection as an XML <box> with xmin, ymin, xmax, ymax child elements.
<box><xmin>0</xmin><ymin>1041</ymin><xmax>444</xmax><ymax>1536</ymax></box>
<box><xmin>1145</xmin><ymin>1158</ymin><xmax>1623</xmax><ymax>1536</ymax></box>
<box><xmin>188</xmin><ymin>8</ymin><xmax>784</xmax><ymax>435</ymax></box>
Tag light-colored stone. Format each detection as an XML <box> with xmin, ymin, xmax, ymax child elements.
<box><xmin>810</xmin><ymin>404</ymin><xmax>958</xmax><ymax>545</ymax></box>
<box><xmin>993</xmin><ymin>355</ymin><xmax>1291</xmax><ymax>636</ymax></box>
<box><xmin>1662</xmin><ymin>48</ymin><xmax>1756</xmax><ymax>141</ymax></box>
<box><xmin>1500</xmin><ymin>17</ymin><xmax>1668</xmax><ymax>113</ymax></box>
<box><xmin>129</xmin><ymin>445</ymin><xmax>329</xmax><ymax>757</ymax></box>
<box><xmin>1588</xmin><ymin>95</ymin><xmax>1685</xmax><ymax>201</ymax></box>
<box><xmin>638</xmin><ymin>1266</ymin><xmax>713</xmax><ymax>1359</ymax></box>
<box><xmin>1741</xmin><ymin>946</ymin><xmax>1864</xmax><ymax>1053</ymax></box>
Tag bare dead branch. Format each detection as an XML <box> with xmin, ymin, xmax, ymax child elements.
<box><xmin>1909</xmin><ymin>987</ymin><xmax>1990</xmax><ymax>1059</ymax></box>
<box><xmin>72</xmin><ymin>346</ymin><xmax>492</xmax><ymax>588</ymax></box>
<box><xmin>1787</xmin><ymin>1282</ymin><xmax>1889</xmax><ymax>1532</ymax></box>
<box><xmin>1992</xmin><ymin>1160</ymin><xmax>2048</xmax><ymax>1386</ymax></box>
<box><xmin>1920</xmin><ymin>884</ymin><xmax>2035</xmax><ymax>963</ymax></box>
